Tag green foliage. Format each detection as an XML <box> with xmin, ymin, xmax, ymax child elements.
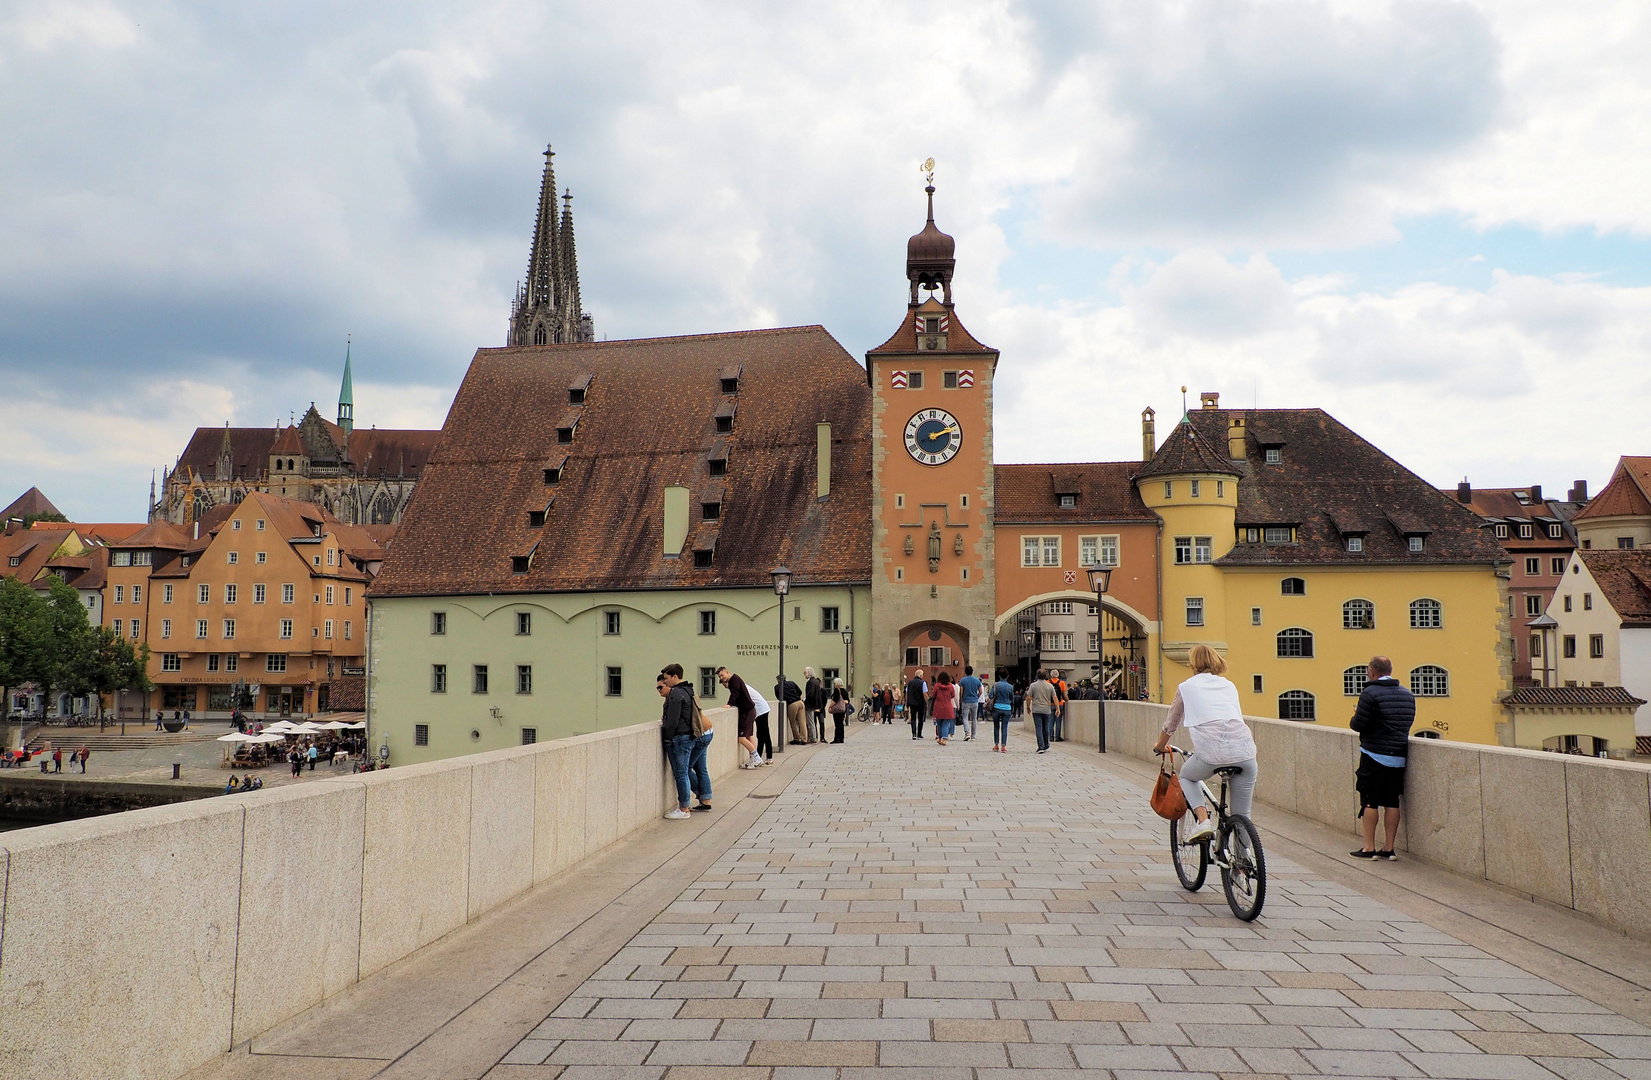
<box><xmin>0</xmin><ymin>576</ymin><xmax>118</xmax><ymax>716</ymax></box>
<box><xmin>0</xmin><ymin>576</ymin><xmax>49</xmax><ymax>697</ymax></box>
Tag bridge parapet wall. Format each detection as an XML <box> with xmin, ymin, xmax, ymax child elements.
<box><xmin>1057</xmin><ymin>700</ymin><xmax>1651</xmax><ymax>942</ymax></box>
<box><xmin>0</xmin><ymin>709</ymin><xmax>738</xmax><ymax>1080</ymax></box>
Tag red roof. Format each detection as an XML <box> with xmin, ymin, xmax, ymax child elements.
<box><xmin>994</xmin><ymin>463</ymin><xmax>1156</xmax><ymax>523</ymax></box>
<box><xmin>1575</xmin><ymin>457</ymin><xmax>1651</xmax><ymax>521</ymax></box>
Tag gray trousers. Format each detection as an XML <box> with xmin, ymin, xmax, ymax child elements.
<box><xmin>1179</xmin><ymin>756</ymin><xmax>1258</xmax><ymax>818</ymax></box>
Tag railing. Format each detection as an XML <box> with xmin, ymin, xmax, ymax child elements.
<box><xmin>0</xmin><ymin>709</ymin><xmax>737</xmax><ymax>1080</ymax></box>
<box><xmin>1056</xmin><ymin>700</ymin><xmax>1651</xmax><ymax>943</ymax></box>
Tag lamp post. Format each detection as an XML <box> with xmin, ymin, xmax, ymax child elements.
<box><xmin>1087</xmin><ymin>564</ymin><xmax>1114</xmax><ymax>753</ymax></box>
<box><xmin>771</xmin><ymin>567</ymin><xmax>791</xmax><ymax>756</ymax></box>
<box><xmin>1021</xmin><ymin>628</ymin><xmax>1035</xmax><ymax>687</ymax></box>
<box><xmin>840</xmin><ymin>628</ymin><xmax>853</xmax><ymax>696</ymax></box>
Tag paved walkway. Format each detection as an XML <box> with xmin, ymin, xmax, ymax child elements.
<box><xmin>486</xmin><ymin>722</ymin><xmax>1651</xmax><ymax>1079</ymax></box>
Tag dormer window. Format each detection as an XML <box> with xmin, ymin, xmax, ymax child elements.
<box><xmin>543</xmin><ymin>468</ymin><xmax>560</xmax><ymax>485</ymax></box>
<box><xmin>527</xmin><ymin>510</ymin><xmax>546</xmax><ymax>528</ymax></box>
<box><xmin>693</xmin><ymin>549</ymin><xmax>714</xmax><ymax>569</ymax></box>
<box><xmin>1408</xmin><ymin>535</ymin><xmax>1425</xmax><ymax>553</ymax></box>
<box><xmin>702</xmin><ymin>502</ymin><xmax>721</xmax><ymax>521</ymax></box>
<box><xmin>568</xmin><ymin>388</ymin><xmax>585</xmax><ymax>405</ymax></box>
<box><xmin>715</xmin><ymin>416</ymin><xmax>732</xmax><ymax>434</ymax></box>
<box><xmin>708</xmin><ymin>457</ymin><xmax>728</xmax><ymax>477</ymax></box>
<box><xmin>1346</xmin><ymin>536</ymin><xmax>1363</xmax><ymax>553</ymax></box>
<box><xmin>1518</xmin><ymin>524</ymin><xmax>1532</xmax><ymax>539</ymax></box>
<box><xmin>557</xmin><ymin>425</ymin><xmax>575</xmax><ymax>444</ymax></box>
<box><xmin>1264</xmin><ymin>447</ymin><xmax>1282</xmax><ymax>464</ymax></box>
<box><xmin>511</xmin><ymin>556</ymin><xmax>530</xmax><ymax>574</ymax></box>
<box><xmin>1058</xmin><ymin>494</ymin><xmax>1077</xmax><ymax>509</ymax></box>
<box><xmin>720</xmin><ymin>377</ymin><xmax>739</xmax><ymax>394</ymax></box>
<box><xmin>1548</xmin><ymin>523</ymin><xmax>1562</xmax><ymax>539</ymax></box>
<box><xmin>1494</xmin><ymin>523</ymin><xmax>1508</xmax><ymax>538</ymax></box>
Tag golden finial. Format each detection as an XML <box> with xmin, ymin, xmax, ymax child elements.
<box><xmin>920</xmin><ymin>158</ymin><xmax>935</xmax><ymax>186</ymax></box>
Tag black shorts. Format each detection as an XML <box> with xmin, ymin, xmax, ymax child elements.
<box><xmin>1356</xmin><ymin>754</ymin><xmax>1406</xmax><ymax>809</ymax></box>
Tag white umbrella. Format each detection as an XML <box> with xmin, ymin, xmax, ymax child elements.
<box><xmin>320</xmin><ymin>720</ymin><xmax>350</xmax><ymax>730</ymax></box>
<box><xmin>217</xmin><ymin>732</ymin><xmax>255</xmax><ymax>743</ymax></box>
<box><xmin>262</xmin><ymin>721</ymin><xmax>296</xmax><ymax>733</ymax></box>
<box><xmin>346</xmin><ymin>722</ymin><xmax>367</xmax><ymax>730</ymax></box>
<box><xmin>251</xmin><ymin>733</ymin><xmax>288</xmax><ymax>744</ymax></box>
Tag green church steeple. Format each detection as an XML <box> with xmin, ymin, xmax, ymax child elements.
<box><xmin>337</xmin><ymin>337</ymin><xmax>355</xmax><ymax>434</ymax></box>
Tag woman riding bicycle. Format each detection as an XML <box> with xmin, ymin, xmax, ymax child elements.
<box><xmin>1151</xmin><ymin>644</ymin><xmax>1257</xmax><ymax>842</ymax></box>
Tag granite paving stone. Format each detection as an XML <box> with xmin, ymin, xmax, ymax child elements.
<box><xmin>493</xmin><ymin>724</ymin><xmax>1651</xmax><ymax>1079</ymax></box>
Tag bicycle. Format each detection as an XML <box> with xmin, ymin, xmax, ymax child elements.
<box><xmin>1164</xmin><ymin>745</ymin><xmax>1267</xmax><ymax>921</ymax></box>
<box><xmin>857</xmin><ymin>696</ymin><xmax>874</xmax><ymax>722</ymax></box>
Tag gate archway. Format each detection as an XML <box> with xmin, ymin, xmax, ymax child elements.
<box><xmin>896</xmin><ymin>620</ymin><xmax>971</xmax><ymax>686</ymax></box>
<box><xmin>992</xmin><ymin>591</ymin><xmax>1152</xmax><ymax>699</ymax></box>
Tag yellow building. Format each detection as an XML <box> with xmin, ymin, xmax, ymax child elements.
<box><xmin>1139</xmin><ymin>398</ymin><xmax>1512</xmax><ymax>744</ymax></box>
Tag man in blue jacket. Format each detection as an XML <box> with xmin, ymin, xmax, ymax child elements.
<box><xmin>1350</xmin><ymin>655</ymin><xmax>1415</xmax><ymax>860</ymax></box>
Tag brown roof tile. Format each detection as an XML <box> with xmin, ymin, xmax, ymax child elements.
<box><xmin>0</xmin><ymin>487</ymin><xmax>63</xmax><ymax>521</ymax></box>
<box><xmin>372</xmin><ymin>326</ymin><xmax>873</xmax><ymax>597</ymax></box>
<box><xmin>1164</xmin><ymin>409</ymin><xmax>1509</xmax><ymax>567</ymax></box>
<box><xmin>1502</xmin><ymin>685</ymin><xmax>1646</xmax><ymax>708</ymax></box>
<box><xmin>994</xmin><ymin>463</ymin><xmax>1156</xmax><ymax>523</ymax></box>
<box><xmin>1579</xmin><ymin>549</ymin><xmax>1651</xmax><ymax>627</ymax></box>
<box><xmin>866</xmin><ymin>306</ymin><xmax>995</xmax><ymax>357</ymax></box>
<box><xmin>1574</xmin><ymin>456</ymin><xmax>1651</xmax><ymax>521</ymax></box>
<box><xmin>1135</xmin><ymin>420</ymin><xmax>1243</xmax><ymax>480</ymax></box>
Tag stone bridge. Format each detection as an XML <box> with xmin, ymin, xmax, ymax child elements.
<box><xmin>4</xmin><ymin>709</ymin><xmax>1651</xmax><ymax>1080</ymax></box>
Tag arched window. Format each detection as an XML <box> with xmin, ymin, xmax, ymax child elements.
<box><xmin>1410</xmin><ymin>598</ymin><xmax>1442</xmax><ymax>629</ymax></box>
<box><xmin>1276</xmin><ymin>627</ymin><xmax>1314</xmax><ymax>658</ymax></box>
<box><xmin>1342</xmin><ymin>599</ymin><xmax>1375</xmax><ymax>629</ymax></box>
<box><xmin>1343</xmin><ymin>665</ymin><xmax>1368</xmax><ymax>696</ymax></box>
<box><xmin>274</xmin><ymin>459</ymin><xmax>282</xmax><ymax>471</ymax></box>
<box><xmin>1410</xmin><ymin>665</ymin><xmax>1450</xmax><ymax>697</ymax></box>
<box><xmin>533</xmin><ymin>324</ymin><xmax>548</xmax><ymax>346</ymax></box>
<box><xmin>1279</xmin><ymin>690</ymin><xmax>1316</xmax><ymax>720</ymax></box>
<box><xmin>287</xmin><ymin>458</ymin><xmax>295</xmax><ymax>470</ymax></box>
<box><xmin>1281</xmin><ymin>577</ymin><xmax>1306</xmax><ymax>595</ymax></box>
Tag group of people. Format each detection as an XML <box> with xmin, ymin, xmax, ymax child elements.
<box><xmin>0</xmin><ymin>744</ymin><xmax>90</xmax><ymax>772</ymax></box>
<box><xmin>890</xmin><ymin>666</ymin><xmax>1020</xmax><ymax>751</ymax></box>
<box><xmin>223</xmin><ymin>773</ymin><xmax>265</xmax><ymax>793</ymax></box>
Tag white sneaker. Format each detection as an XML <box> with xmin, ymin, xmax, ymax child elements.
<box><xmin>748</xmin><ymin>753</ymin><xmax>763</xmax><ymax>768</ymax></box>
<box><xmin>1183</xmin><ymin>816</ymin><xmax>1216</xmax><ymax>841</ymax></box>
<box><xmin>665</xmin><ymin>809</ymin><xmax>690</xmax><ymax>820</ymax></box>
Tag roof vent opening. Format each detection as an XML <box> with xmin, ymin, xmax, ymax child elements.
<box><xmin>692</xmin><ymin>549</ymin><xmax>714</xmax><ymax>569</ymax></box>
<box><xmin>511</xmin><ymin>555</ymin><xmax>530</xmax><ymax>574</ymax></box>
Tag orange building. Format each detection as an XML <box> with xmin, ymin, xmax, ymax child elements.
<box><xmin>108</xmin><ymin>493</ymin><xmax>390</xmax><ymax>719</ymax></box>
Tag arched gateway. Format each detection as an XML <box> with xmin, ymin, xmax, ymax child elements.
<box><xmin>991</xmin><ymin>591</ymin><xmax>1154</xmax><ymax>699</ymax></box>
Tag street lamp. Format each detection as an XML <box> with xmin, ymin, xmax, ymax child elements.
<box><xmin>1021</xmin><ymin>628</ymin><xmax>1036</xmax><ymax>686</ymax></box>
<box><xmin>1087</xmin><ymin>564</ymin><xmax>1114</xmax><ymax>753</ymax></box>
<box><xmin>840</xmin><ymin>628</ymin><xmax>853</xmax><ymax>696</ymax></box>
<box><xmin>771</xmin><ymin>567</ymin><xmax>791</xmax><ymax>756</ymax></box>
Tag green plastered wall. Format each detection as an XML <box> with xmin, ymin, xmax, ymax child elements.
<box><xmin>368</xmin><ymin>584</ymin><xmax>871</xmax><ymax>765</ymax></box>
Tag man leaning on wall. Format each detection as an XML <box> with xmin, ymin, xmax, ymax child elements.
<box><xmin>1349</xmin><ymin>655</ymin><xmax>1415</xmax><ymax>860</ymax></box>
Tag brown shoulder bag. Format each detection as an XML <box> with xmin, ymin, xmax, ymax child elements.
<box><xmin>1150</xmin><ymin>753</ymin><xmax>1188</xmax><ymax>820</ymax></box>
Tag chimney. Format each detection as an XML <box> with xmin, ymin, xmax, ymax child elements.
<box><xmin>1570</xmin><ymin>479</ymin><xmax>1588</xmax><ymax>503</ymax></box>
<box><xmin>1528</xmin><ymin>484</ymin><xmax>1542</xmax><ymax>504</ymax></box>
<box><xmin>816</xmin><ymin>422</ymin><xmax>831</xmax><ymax>499</ymax></box>
<box><xmin>1200</xmin><ymin>391</ymin><xmax>1220</xmax><ymax>410</ymax></box>
<box><xmin>1141</xmin><ymin>407</ymin><xmax>1156</xmax><ymax>462</ymax></box>
<box><xmin>1227</xmin><ymin>415</ymin><xmax>1246</xmax><ymax>460</ymax></box>
<box><xmin>1456</xmin><ymin>479</ymin><xmax>1472</xmax><ymax>503</ymax></box>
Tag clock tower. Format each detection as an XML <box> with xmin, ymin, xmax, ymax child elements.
<box><xmin>867</xmin><ymin>179</ymin><xmax>999</xmax><ymax>690</ymax></box>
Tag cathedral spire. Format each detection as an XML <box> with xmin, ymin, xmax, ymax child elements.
<box><xmin>337</xmin><ymin>336</ymin><xmax>355</xmax><ymax>435</ymax></box>
<box><xmin>508</xmin><ymin>144</ymin><xmax>593</xmax><ymax>346</ymax></box>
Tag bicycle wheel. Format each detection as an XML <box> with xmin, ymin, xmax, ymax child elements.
<box><xmin>1219</xmin><ymin>814</ymin><xmax>1267</xmax><ymax>921</ymax></box>
<box><xmin>1170</xmin><ymin>815</ymin><xmax>1208</xmax><ymax>891</ymax></box>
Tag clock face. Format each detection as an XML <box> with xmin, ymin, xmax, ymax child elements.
<box><xmin>904</xmin><ymin>408</ymin><xmax>962</xmax><ymax>466</ymax></box>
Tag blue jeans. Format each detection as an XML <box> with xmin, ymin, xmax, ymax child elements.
<box><xmin>1051</xmin><ymin>710</ymin><xmax>1064</xmax><ymax>740</ymax></box>
<box><xmin>959</xmin><ymin>701</ymin><xmax>979</xmax><ymax>738</ymax></box>
<box><xmin>690</xmin><ymin>732</ymin><xmax>713</xmax><ymax>802</ymax></box>
<box><xmin>936</xmin><ymin>718</ymin><xmax>955</xmax><ymax>739</ymax></box>
<box><xmin>992</xmin><ymin>710</ymin><xmax>1011</xmax><ymax>747</ymax></box>
<box><xmin>1033</xmin><ymin>713</ymin><xmax>1052</xmax><ymax>751</ymax></box>
<box><xmin>667</xmin><ymin>734</ymin><xmax>694</xmax><ymax>808</ymax></box>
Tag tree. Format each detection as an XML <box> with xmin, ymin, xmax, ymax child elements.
<box><xmin>0</xmin><ymin>577</ymin><xmax>49</xmax><ymax>717</ymax></box>
<box><xmin>37</xmin><ymin>576</ymin><xmax>93</xmax><ymax>716</ymax></box>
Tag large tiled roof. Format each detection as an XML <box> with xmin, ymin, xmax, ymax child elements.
<box><xmin>1160</xmin><ymin>409</ymin><xmax>1508</xmax><ymax>567</ymax></box>
<box><xmin>1445</xmin><ymin>487</ymin><xmax>1574</xmax><ymax>552</ymax></box>
<box><xmin>372</xmin><ymin>326</ymin><xmax>874</xmax><ymax>598</ymax></box>
<box><xmin>1135</xmin><ymin>420</ymin><xmax>1243</xmax><ymax>480</ymax></box>
<box><xmin>0</xmin><ymin>487</ymin><xmax>62</xmax><ymax>521</ymax></box>
<box><xmin>1580</xmin><ymin>549</ymin><xmax>1651</xmax><ymax>628</ymax></box>
<box><xmin>1574</xmin><ymin>456</ymin><xmax>1651</xmax><ymax>521</ymax></box>
<box><xmin>347</xmin><ymin>429</ymin><xmax>442</xmax><ymax>478</ymax></box>
<box><xmin>1</xmin><ymin>526</ymin><xmax>80</xmax><ymax>585</ymax></box>
<box><xmin>994</xmin><ymin>463</ymin><xmax>1156</xmax><ymax>523</ymax></box>
<box><xmin>172</xmin><ymin>423</ymin><xmax>440</xmax><ymax>481</ymax></box>
<box><xmin>1502</xmin><ymin>685</ymin><xmax>1647</xmax><ymax>708</ymax></box>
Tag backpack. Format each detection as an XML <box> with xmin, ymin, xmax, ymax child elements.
<box><xmin>690</xmin><ymin>692</ymin><xmax>713</xmax><ymax>736</ymax></box>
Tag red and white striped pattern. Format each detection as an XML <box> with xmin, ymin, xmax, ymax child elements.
<box><xmin>957</xmin><ymin>369</ymin><xmax>974</xmax><ymax>387</ymax></box>
<box><xmin>913</xmin><ymin>312</ymin><xmax>950</xmax><ymax>332</ymax></box>
<box><xmin>890</xmin><ymin>370</ymin><xmax>908</xmax><ymax>389</ymax></box>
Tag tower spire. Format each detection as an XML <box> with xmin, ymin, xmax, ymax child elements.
<box><xmin>508</xmin><ymin>144</ymin><xmax>592</xmax><ymax>346</ymax></box>
<box><xmin>337</xmin><ymin>335</ymin><xmax>355</xmax><ymax>434</ymax></box>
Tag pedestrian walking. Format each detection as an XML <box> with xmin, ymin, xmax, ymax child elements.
<box><xmin>307</xmin><ymin>743</ymin><xmax>318</xmax><ymax>771</ymax></box>
<box><xmin>1350</xmin><ymin>655</ymin><xmax>1415</xmax><ymax>860</ymax></box>
<box><xmin>905</xmin><ymin>669</ymin><xmax>928</xmax><ymax>740</ymax></box>
<box><xmin>957</xmin><ymin>665</ymin><xmax>982</xmax><ymax>742</ymax></box>
<box><xmin>1151</xmin><ymin>645</ymin><xmax>1258</xmax><ymax>841</ymax></box>
<box><xmin>658</xmin><ymin>672</ymin><xmax>696</xmax><ymax>819</ymax></box>
<box><xmin>717</xmin><ymin>666</ymin><xmax>767</xmax><ymax>769</ymax></box>
<box><xmin>931</xmin><ymin>671</ymin><xmax>957</xmax><ymax>745</ymax></box>
<box><xmin>154</xmin><ymin>710</ymin><xmax>164</xmax><ymax>731</ymax></box>
<box><xmin>878</xmin><ymin>683</ymin><xmax>895</xmax><ymax>724</ymax></box>
<box><xmin>1026</xmin><ymin>670</ymin><xmax>1057</xmax><ymax>753</ymax></box>
<box><xmin>990</xmin><ymin>669</ymin><xmax>1014</xmax><ymax>752</ymax></box>
<box><xmin>803</xmin><ymin>668</ymin><xmax>825</xmax><ymax>744</ymax></box>
<box><xmin>1049</xmin><ymin>669</ymin><xmax>1068</xmax><ymax>741</ymax></box>
<box><xmin>828</xmin><ymin>677</ymin><xmax>850</xmax><ymax>743</ymax></box>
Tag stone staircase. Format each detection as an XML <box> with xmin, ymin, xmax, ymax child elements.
<box><xmin>27</xmin><ymin>729</ymin><xmax>218</xmax><ymax>752</ymax></box>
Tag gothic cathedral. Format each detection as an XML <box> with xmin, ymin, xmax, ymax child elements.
<box><xmin>507</xmin><ymin>146</ymin><xmax>595</xmax><ymax>346</ymax></box>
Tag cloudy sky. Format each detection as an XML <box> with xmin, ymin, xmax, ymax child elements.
<box><xmin>3</xmin><ymin>0</ymin><xmax>1649</xmax><ymax>521</ymax></box>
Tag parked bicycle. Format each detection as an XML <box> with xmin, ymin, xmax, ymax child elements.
<box><xmin>856</xmin><ymin>696</ymin><xmax>874</xmax><ymax>722</ymax></box>
<box><xmin>1165</xmin><ymin>745</ymin><xmax>1267</xmax><ymax>921</ymax></box>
